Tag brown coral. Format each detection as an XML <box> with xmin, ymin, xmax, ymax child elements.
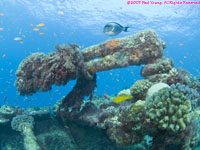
<box><xmin>15</xmin><ymin>44</ymin><xmax>88</xmax><ymax>95</ymax></box>
<box><xmin>141</xmin><ymin>58</ymin><xmax>174</xmax><ymax>77</ymax></box>
<box><xmin>16</xmin><ymin>30</ymin><xmax>165</xmax><ymax>96</ymax></box>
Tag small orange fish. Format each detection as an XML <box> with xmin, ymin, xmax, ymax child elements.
<box><xmin>33</xmin><ymin>28</ymin><xmax>39</xmax><ymax>31</ymax></box>
<box><xmin>36</xmin><ymin>23</ymin><xmax>45</xmax><ymax>27</ymax></box>
<box><xmin>30</xmin><ymin>24</ymin><xmax>34</xmax><ymax>26</ymax></box>
<box><xmin>58</xmin><ymin>11</ymin><xmax>64</xmax><ymax>15</ymax></box>
<box><xmin>79</xmin><ymin>44</ymin><xmax>84</xmax><ymax>48</ymax></box>
<box><xmin>0</xmin><ymin>13</ymin><xmax>4</xmax><ymax>16</ymax></box>
<box><xmin>2</xmin><ymin>54</ymin><xmax>6</xmax><ymax>58</ymax></box>
<box><xmin>40</xmin><ymin>33</ymin><xmax>45</xmax><ymax>35</ymax></box>
<box><xmin>179</xmin><ymin>43</ymin><xmax>184</xmax><ymax>46</ymax></box>
<box><xmin>0</xmin><ymin>28</ymin><xmax>3</xmax><ymax>31</ymax></box>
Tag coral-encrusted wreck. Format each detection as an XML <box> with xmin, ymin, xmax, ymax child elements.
<box><xmin>10</xmin><ymin>29</ymin><xmax>200</xmax><ymax>150</ymax></box>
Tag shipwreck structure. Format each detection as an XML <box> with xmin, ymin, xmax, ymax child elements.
<box><xmin>0</xmin><ymin>29</ymin><xmax>199</xmax><ymax>150</ymax></box>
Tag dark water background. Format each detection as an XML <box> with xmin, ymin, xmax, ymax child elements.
<box><xmin>0</xmin><ymin>0</ymin><xmax>200</xmax><ymax>107</ymax></box>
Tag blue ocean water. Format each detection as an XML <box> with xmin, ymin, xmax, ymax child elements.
<box><xmin>0</xmin><ymin>0</ymin><xmax>200</xmax><ymax>108</ymax></box>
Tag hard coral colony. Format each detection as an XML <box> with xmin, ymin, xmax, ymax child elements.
<box><xmin>0</xmin><ymin>29</ymin><xmax>198</xmax><ymax>150</ymax></box>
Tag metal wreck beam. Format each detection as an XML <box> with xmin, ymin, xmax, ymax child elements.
<box><xmin>15</xmin><ymin>29</ymin><xmax>166</xmax><ymax>96</ymax></box>
<box><xmin>83</xmin><ymin>29</ymin><xmax>165</xmax><ymax>73</ymax></box>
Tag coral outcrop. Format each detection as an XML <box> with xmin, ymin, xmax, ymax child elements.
<box><xmin>12</xmin><ymin>29</ymin><xmax>200</xmax><ymax>150</ymax></box>
<box><xmin>166</xmin><ymin>68</ymin><xmax>190</xmax><ymax>85</ymax></box>
<box><xmin>11</xmin><ymin>114</ymin><xmax>40</xmax><ymax>150</ymax></box>
<box><xmin>15</xmin><ymin>29</ymin><xmax>165</xmax><ymax>96</ymax></box>
<box><xmin>84</xmin><ymin>29</ymin><xmax>165</xmax><ymax>73</ymax></box>
<box><xmin>0</xmin><ymin>105</ymin><xmax>15</xmax><ymax>124</ymax></box>
<box><xmin>15</xmin><ymin>44</ymin><xmax>88</xmax><ymax>96</ymax></box>
<box><xmin>130</xmin><ymin>79</ymin><xmax>152</xmax><ymax>100</ymax></box>
<box><xmin>141</xmin><ymin>58</ymin><xmax>174</xmax><ymax>77</ymax></box>
<box><xmin>146</xmin><ymin>86</ymin><xmax>191</xmax><ymax>132</ymax></box>
<box><xmin>146</xmin><ymin>82</ymin><xmax>170</xmax><ymax>98</ymax></box>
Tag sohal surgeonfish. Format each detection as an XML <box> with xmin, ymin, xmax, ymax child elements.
<box><xmin>103</xmin><ymin>22</ymin><xmax>130</xmax><ymax>36</ymax></box>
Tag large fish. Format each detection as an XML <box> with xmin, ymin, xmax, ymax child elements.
<box><xmin>103</xmin><ymin>22</ymin><xmax>130</xmax><ymax>36</ymax></box>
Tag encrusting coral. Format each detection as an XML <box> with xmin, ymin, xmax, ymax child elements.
<box><xmin>128</xmin><ymin>100</ymin><xmax>145</xmax><ymax>127</ymax></box>
<box><xmin>166</xmin><ymin>68</ymin><xmax>190</xmax><ymax>85</ymax></box>
<box><xmin>0</xmin><ymin>105</ymin><xmax>15</xmax><ymax>124</ymax></box>
<box><xmin>15</xmin><ymin>29</ymin><xmax>165</xmax><ymax>96</ymax></box>
<box><xmin>130</xmin><ymin>79</ymin><xmax>152</xmax><ymax>100</ymax></box>
<box><xmin>141</xmin><ymin>58</ymin><xmax>174</xmax><ymax>77</ymax></box>
<box><xmin>189</xmin><ymin>76</ymin><xmax>200</xmax><ymax>93</ymax></box>
<box><xmin>15</xmin><ymin>44</ymin><xmax>88</xmax><ymax>96</ymax></box>
<box><xmin>75</xmin><ymin>82</ymin><xmax>200</xmax><ymax>149</ymax></box>
<box><xmin>13</xmin><ymin>29</ymin><xmax>200</xmax><ymax>150</ymax></box>
<box><xmin>11</xmin><ymin>114</ymin><xmax>40</xmax><ymax>150</ymax></box>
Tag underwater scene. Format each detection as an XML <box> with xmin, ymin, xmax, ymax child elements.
<box><xmin>0</xmin><ymin>0</ymin><xmax>200</xmax><ymax>150</ymax></box>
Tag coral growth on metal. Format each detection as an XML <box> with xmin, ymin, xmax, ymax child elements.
<box><xmin>14</xmin><ymin>29</ymin><xmax>200</xmax><ymax>150</ymax></box>
<box><xmin>15</xmin><ymin>29</ymin><xmax>165</xmax><ymax>96</ymax></box>
<box><xmin>15</xmin><ymin>44</ymin><xmax>86</xmax><ymax>95</ymax></box>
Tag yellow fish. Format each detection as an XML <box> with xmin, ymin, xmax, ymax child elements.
<box><xmin>113</xmin><ymin>95</ymin><xmax>133</xmax><ymax>103</ymax></box>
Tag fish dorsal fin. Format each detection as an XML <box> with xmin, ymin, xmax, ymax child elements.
<box><xmin>110</xmin><ymin>22</ymin><xmax>124</xmax><ymax>28</ymax></box>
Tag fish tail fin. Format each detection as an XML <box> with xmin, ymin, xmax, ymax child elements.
<box><xmin>123</xmin><ymin>27</ymin><xmax>129</xmax><ymax>32</ymax></box>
